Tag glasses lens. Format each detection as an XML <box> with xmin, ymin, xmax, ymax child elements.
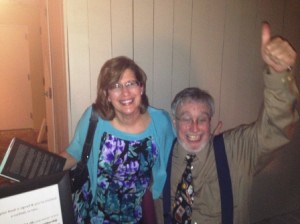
<box><xmin>126</xmin><ymin>80</ymin><xmax>140</xmax><ymax>88</ymax></box>
<box><xmin>177</xmin><ymin>117</ymin><xmax>192</xmax><ymax>126</ymax></box>
<box><xmin>109</xmin><ymin>83</ymin><xmax>121</xmax><ymax>91</ymax></box>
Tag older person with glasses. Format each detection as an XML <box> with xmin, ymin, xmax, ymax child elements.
<box><xmin>154</xmin><ymin>22</ymin><xmax>298</xmax><ymax>224</ymax></box>
<box><xmin>61</xmin><ymin>56</ymin><xmax>175</xmax><ymax>223</ymax></box>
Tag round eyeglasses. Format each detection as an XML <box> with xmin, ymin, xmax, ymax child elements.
<box><xmin>175</xmin><ymin>115</ymin><xmax>210</xmax><ymax>128</ymax></box>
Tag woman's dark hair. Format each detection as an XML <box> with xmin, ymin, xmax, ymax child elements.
<box><xmin>95</xmin><ymin>56</ymin><xmax>149</xmax><ymax>120</ymax></box>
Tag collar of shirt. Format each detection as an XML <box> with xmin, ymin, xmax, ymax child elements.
<box><xmin>173</xmin><ymin>139</ymin><xmax>213</xmax><ymax>165</ymax></box>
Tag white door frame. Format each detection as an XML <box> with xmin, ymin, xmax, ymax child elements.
<box><xmin>40</xmin><ymin>0</ymin><xmax>56</xmax><ymax>152</ymax></box>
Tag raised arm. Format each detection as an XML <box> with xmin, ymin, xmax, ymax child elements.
<box><xmin>259</xmin><ymin>22</ymin><xmax>298</xmax><ymax>148</ymax></box>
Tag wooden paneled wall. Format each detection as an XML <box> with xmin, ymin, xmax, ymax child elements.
<box><xmin>65</xmin><ymin>0</ymin><xmax>300</xmax><ymax>132</ymax></box>
<box><xmin>65</xmin><ymin>0</ymin><xmax>300</xmax><ymax>221</ymax></box>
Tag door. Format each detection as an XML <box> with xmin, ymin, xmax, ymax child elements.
<box><xmin>0</xmin><ymin>25</ymin><xmax>33</xmax><ymax>130</ymax></box>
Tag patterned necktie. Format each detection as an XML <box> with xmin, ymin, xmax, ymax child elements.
<box><xmin>172</xmin><ymin>154</ymin><xmax>196</xmax><ymax>224</ymax></box>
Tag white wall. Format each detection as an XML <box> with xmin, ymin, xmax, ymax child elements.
<box><xmin>64</xmin><ymin>0</ymin><xmax>300</xmax><ymax>222</ymax></box>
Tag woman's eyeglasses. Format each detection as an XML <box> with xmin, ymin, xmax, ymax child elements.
<box><xmin>108</xmin><ymin>80</ymin><xmax>141</xmax><ymax>93</ymax></box>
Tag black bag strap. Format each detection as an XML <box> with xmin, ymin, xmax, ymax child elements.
<box><xmin>213</xmin><ymin>134</ymin><xmax>233</xmax><ymax>224</ymax></box>
<box><xmin>81</xmin><ymin>104</ymin><xmax>98</xmax><ymax>164</ymax></box>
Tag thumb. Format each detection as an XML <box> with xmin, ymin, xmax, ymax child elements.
<box><xmin>261</xmin><ymin>22</ymin><xmax>271</xmax><ymax>48</ymax></box>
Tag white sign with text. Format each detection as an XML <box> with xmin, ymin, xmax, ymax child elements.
<box><xmin>0</xmin><ymin>184</ymin><xmax>63</xmax><ymax>224</ymax></box>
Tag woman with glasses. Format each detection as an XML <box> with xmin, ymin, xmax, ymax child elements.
<box><xmin>61</xmin><ymin>56</ymin><xmax>175</xmax><ymax>223</ymax></box>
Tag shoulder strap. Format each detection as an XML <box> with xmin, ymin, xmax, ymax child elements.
<box><xmin>81</xmin><ymin>104</ymin><xmax>98</xmax><ymax>164</ymax></box>
<box><xmin>163</xmin><ymin>139</ymin><xmax>176</xmax><ymax>224</ymax></box>
<box><xmin>213</xmin><ymin>134</ymin><xmax>233</xmax><ymax>224</ymax></box>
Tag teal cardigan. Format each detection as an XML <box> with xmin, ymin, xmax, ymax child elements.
<box><xmin>67</xmin><ymin>106</ymin><xmax>175</xmax><ymax>202</ymax></box>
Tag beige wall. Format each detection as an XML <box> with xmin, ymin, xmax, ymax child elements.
<box><xmin>65</xmin><ymin>0</ymin><xmax>300</xmax><ymax>222</ymax></box>
<box><xmin>0</xmin><ymin>2</ymin><xmax>45</xmax><ymax>130</ymax></box>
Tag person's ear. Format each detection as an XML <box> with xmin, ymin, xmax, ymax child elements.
<box><xmin>172</xmin><ymin>116</ymin><xmax>177</xmax><ymax>127</ymax></box>
<box><xmin>212</xmin><ymin>121</ymin><xmax>223</xmax><ymax>136</ymax></box>
<box><xmin>140</xmin><ymin>86</ymin><xmax>144</xmax><ymax>95</ymax></box>
<box><xmin>103</xmin><ymin>90</ymin><xmax>111</xmax><ymax>102</ymax></box>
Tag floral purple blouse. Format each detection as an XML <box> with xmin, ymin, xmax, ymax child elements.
<box><xmin>72</xmin><ymin>130</ymin><xmax>158</xmax><ymax>224</ymax></box>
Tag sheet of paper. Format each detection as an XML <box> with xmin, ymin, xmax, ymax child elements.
<box><xmin>0</xmin><ymin>184</ymin><xmax>63</xmax><ymax>224</ymax></box>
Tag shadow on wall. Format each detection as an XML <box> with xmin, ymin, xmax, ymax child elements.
<box><xmin>250</xmin><ymin>122</ymin><xmax>300</xmax><ymax>223</ymax></box>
